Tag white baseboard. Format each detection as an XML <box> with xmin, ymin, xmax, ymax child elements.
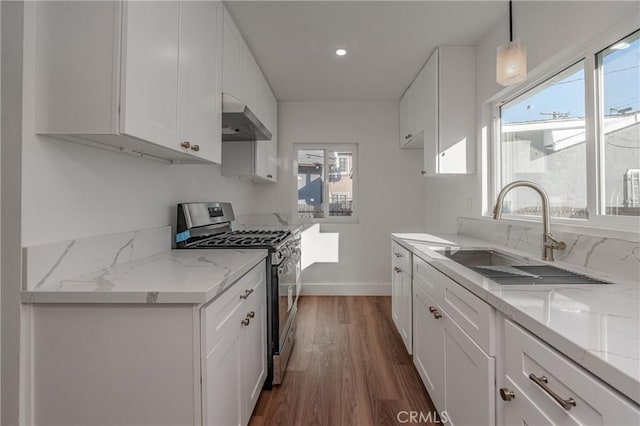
<box><xmin>300</xmin><ymin>282</ymin><xmax>391</xmax><ymax>296</ymax></box>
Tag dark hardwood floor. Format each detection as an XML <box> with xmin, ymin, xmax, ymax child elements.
<box><xmin>250</xmin><ymin>296</ymin><xmax>439</xmax><ymax>426</ymax></box>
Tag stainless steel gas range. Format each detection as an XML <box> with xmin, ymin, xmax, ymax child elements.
<box><xmin>176</xmin><ymin>202</ymin><xmax>300</xmax><ymax>387</ymax></box>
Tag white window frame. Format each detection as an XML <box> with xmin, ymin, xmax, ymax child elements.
<box><xmin>488</xmin><ymin>15</ymin><xmax>640</xmax><ymax>233</ymax></box>
<box><xmin>293</xmin><ymin>143</ymin><xmax>359</xmax><ymax>224</ymax></box>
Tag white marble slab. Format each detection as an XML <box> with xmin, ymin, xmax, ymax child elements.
<box><xmin>392</xmin><ymin>232</ymin><xmax>640</xmax><ymax>405</ymax></box>
<box><xmin>235</xmin><ymin>212</ymin><xmax>310</xmax><ymax>234</ymax></box>
<box><xmin>22</xmin><ymin>249</ymin><xmax>267</xmax><ymax>304</ymax></box>
<box><xmin>457</xmin><ymin>217</ymin><xmax>640</xmax><ymax>282</ymax></box>
<box><xmin>23</xmin><ymin>226</ymin><xmax>171</xmax><ymax>291</ymax></box>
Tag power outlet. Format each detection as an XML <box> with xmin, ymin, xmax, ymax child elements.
<box><xmin>465</xmin><ymin>198</ymin><xmax>473</xmax><ymax>212</ymax></box>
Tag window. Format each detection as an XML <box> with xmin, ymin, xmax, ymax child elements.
<box><xmin>499</xmin><ymin>61</ymin><xmax>588</xmax><ymax>219</ymax></box>
<box><xmin>597</xmin><ymin>30</ymin><xmax>640</xmax><ymax>217</ymax></box>
<box><xmin>492</xmin><ymin>27</ymin><xmax>640</xmax><ymax>228</ymax></box>
<box><xmin>295</xmin><ymin>144</ymin><xmax>358</xmax><ymax>222</ymax></box>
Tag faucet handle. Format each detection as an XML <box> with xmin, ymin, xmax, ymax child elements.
<box><xmin>544</xmin><ymin>234</ymin><xmax>566</xmax><ymax>251</ymax></box>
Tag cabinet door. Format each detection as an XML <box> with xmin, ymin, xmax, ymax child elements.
<box><xmin>391</xmin><ymin>265</ymin><xmax>402</xmax><ymax>331</ymax></box>
<box><xmin>400</xmin><ymin>271</ymin><xmax>413</xmax><ymax>354</ymax></box>
<box><xmin>178</xmin><ymin>1</ymin><xmax>222</xmax><ymax>163</ymax></box>
<box><xmin>240</xmin><ymin>281</ymin><xmax>267</xmax><ymax>424</ymax></box>
<box><xmin>423</xmin><ymin>49</ymin><xmax>438</xmax><ymax>176</ymax></box>
<box><xmin>120</xmin><ymin>1</ymin><xmax>181</xmax><ymax>151</ymax></box>
<box><xmin>222</xmin><ymin>7</ymin><xmax>243</xmax><ymax>100</ymax></box>
<box><xmin>444</xmin><ymin>317</ymin><xmax>495</xmax><ymax>426</ymax></box>
<box><xmin>437</xmin><ymin>46</ymin><xmax>475</xmax><ymax>174</ymax></box>
<box><xmin>399</xmin><ymin>91</ymin><xmax>410</xmax><ymax>146</ymax></box>
<box><xmin>413</xmin><ymin>285</ymin><xmax>445</xmax><ymax>411</ymax></box>
<box><xmin>204</xmin><ymin>316</ymin><xmax>243</xmax><ymax>426</ymax></box>
<box><xmin>408</xmin><ymin>67</ymin><xmax>425</xmax><ymax>142</ymax></box>
<box><xmin>242</xmin><ymin>48</ymin><xmax>258</xmax><ymax>112</ymax></box>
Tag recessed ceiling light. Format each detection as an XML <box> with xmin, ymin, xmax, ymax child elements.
<box><xmin>335</xmin><ymin>49</ymin><xmax>347</xmax><ymax>56</ymax></box>
<box><xmin>611</xmin><ymin>41</ymin><xmax>630</xmax><ymax>50</ymax></box>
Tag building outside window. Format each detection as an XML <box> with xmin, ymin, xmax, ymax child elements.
<box><xmin>295</xmin><ymin>144</ymin><xmax>358</xmax><ymax>222</ymax></box>
<box><xmin>493</xmin><ymin>28</ymin><xmax>640</xmax><ymax>226</ymax></box>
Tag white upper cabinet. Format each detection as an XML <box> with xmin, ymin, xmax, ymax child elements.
<box><xmin>399</xmin><ymin>66</ymin><xmax>426</xmax><ymax>149</ymax></box>
<box><xmin>33</xmin><ymin>0</ymin><xmax>223</xmax><ymax>164</ymax></box>
<box><xmin>220</xmin><ymin>5</ymin><xmax>278</xmax><ymax>183</ymax></box>
<box><xmin>422</xmin><ymin>46</ymin><xmax>476</xmax><ymax>175</ymax></box>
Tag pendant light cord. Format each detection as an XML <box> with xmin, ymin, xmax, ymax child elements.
<box><xmin>509</xmin><ymin>0</ymin><xmax>513</xmax><ymax>42</ymax></box>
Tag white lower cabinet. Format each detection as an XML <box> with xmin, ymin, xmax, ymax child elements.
<box><xmin>413</xmin><ymin>283</ymin><xmax>445</xmax><ymax>411</ymax></box>
<box><xmin>27</xmin><ymin>260</ymin><xmax>267</xmax><ymax>426</ymax></box>
<box><xmin>443</xmin><ymin>316</ymin><xmax>495</xmax><ymax>426</ymax></box>
<box><xmin>391</xmin><ymin>242</ymin><xmax>412</xmax><ymax>354</ymax></box>
<box><xmin>498</xmin><ymin>319</ymin><xmax>640</xmax><ymax>426</ymax></box>
<box><xmin>400</xmin><ymin>238</ymin><xmax>640</xmax><ymax>426</ymax></box>
<box><xmin>413</xmin><ymin>275</ymin><xmax>495</xmax><ymax>426</ymax></box>
<box><xmin>202</xmin><ymin>261</ymin><xmax>267</xmax><ymax>426</ymax></box>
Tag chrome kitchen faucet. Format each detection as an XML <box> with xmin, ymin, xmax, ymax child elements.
<box><xmin>493</xmin><ymin>181</ymin><xmax>566</xmax><ymax>262</ymax></box>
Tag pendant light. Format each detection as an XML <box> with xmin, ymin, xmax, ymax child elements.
<box><xmin>496</xmin><ymin>0</ymin><xmax>527</xmax><ymax>86</ymax></box>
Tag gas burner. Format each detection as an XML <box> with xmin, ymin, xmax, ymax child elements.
<box><xmin>194</xmin><ymin>229</ymin><xmax>292</xmax><ymax>248</ymax></box>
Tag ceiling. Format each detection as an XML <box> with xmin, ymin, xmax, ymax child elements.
<box><xmin>225</xmin><ymin>1</ymin><xmax>507</xmax><ymax>101</ymax></box>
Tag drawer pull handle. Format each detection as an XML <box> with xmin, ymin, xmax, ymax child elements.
<box><xmin>247</xmin><ymin>311</ymin><xmax>255</xmax><ymax>319</ymax></box>
<box><xmin>428</xmin><ymin>306</ymin><xmax>443</xmax><ymax>319</ymax></box>
<box><xmin>241</xmin><ymin>318</ymin><xmax>250</xmax><ymax>327</ymax></box>
<box><xmin>393</xmin><ymin>252</ymin><xmax>402</xmax><ymax>258</ymax></box>
<box><xmin>499</xmin><ymin>388</ymin><xmax>515</xmax><ymax>402</ymax></box>
<box><xmin>394</xmin><ymin>266</ymin><xmax>401</xmax><ymax>273</ymax></box>
<box><xmin>240</xmin><ymin>289</ymin><xmax>254</xmax><ymax>300</ymax></box>
<box><xmin>528</xmin><ymin>374</ymin><xmax>576</xmax><ymax>411</ymax></box>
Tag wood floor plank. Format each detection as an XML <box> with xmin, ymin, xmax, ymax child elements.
<box><xmin>250</xmin><ymin>296</ymin><xmax>437</xmax><ymax>426</ymax></box>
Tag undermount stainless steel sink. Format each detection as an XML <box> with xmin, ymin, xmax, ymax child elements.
<box><xmin>436</xmin><ymin>248</ymin><xmax>612</xmax><ymax>286</ymax></box>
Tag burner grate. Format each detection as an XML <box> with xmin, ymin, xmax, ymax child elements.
<box><xmin>194</xmin><ymin>229</ymin><xmax>291</xmax><ymax>248</ymax></box>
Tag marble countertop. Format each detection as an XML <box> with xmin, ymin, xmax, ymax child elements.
<box><xmin>22</xmin><ymin>249</ymin><xmax>268</xmax><ymax>304</ymax></box>
<box><xmin>392</xmin><ymin>233</ymin><xmax>640</xmax><ymax>405</ymax></box>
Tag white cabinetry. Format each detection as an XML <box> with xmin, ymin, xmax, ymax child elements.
<box><xmin>391</xmin><ymin>242</ymin><xmax>412</xmax><ymax>354</ymax></box>
<box><xmin>220</xmin><ymin>6</ymin><xmax>278</xmax><ymax>183</ymax></box>
<box><xmin>399</xmin><ymin>67</ymin><xmax>426</xmax><ymax>149</ymax></box>
<box><xmin>411</xmin><ymin>253</ymin><xmax>495</xmax><ymax>426</ymax></box>
<box><xmin>33</xmin><ymin>0</ymin><xmax>222</xmax><ymax>164</ymax></box>
<box><xmin>28</xmin><ymin>260</ymin><xmax>267</xmax><ymax>426</ymax></box>
<box><xmin>422</xmin><ymin>46</ymin><xmax>476</xmax><ymax>175</ymax></box>
<box><xmin>498</xmin><ymin>319</ymin><xmax>640</xmax><ymax>426</ymax></box>
<box><xmin>203</xmin><ymin>262</ymin><xmax>266</xmax><ymax>426</ymax></box>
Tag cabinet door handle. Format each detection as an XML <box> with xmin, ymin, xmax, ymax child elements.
<box><xmin>180</xmin><ymin>141</ymin><xmax>191</xmax><ymax>149</ymax></box>
<box><xmin>394</xmin><ymin>266</ymin><xmax>401</xmax><ymax>273</ymax></box>
<box><xmin>241</xmin><ymin>318</ymin><xmax>250</xmax><ymax>327</ymax></box>
<box><xmin>393</xmin><ymin>252</ymin><xmax>402</xmax><ymax>258</ymax></box>
<box><xmin>190</xmin><ymin>144</ymin><xmax>200</xmax><ymax>152</ymax></box>
<box><xmin>247</xmin><ymin>311</ymin><xmax>255</xmax><ymax>319</ymax></box>
<box><xmin>428</xmin><ymin>306</ymin><xmax>443</xmax><ymax>319</ymax></box>
<box><xmin>267</xmin><ymin>174</ymin><xmax>273</xmax><ymax>178</ymax></box>
<box><xmin>421</xmin><ymin>170</ymin><xmax>427</xmax><ymax>175</ymax></box>
<box><xmin>499</xmin><ymin>388</ymin><xmax>515</xmax><ymax>401</ymax></box>
<box><xmin>405</xmin><ymin>134</ymin><xmax>412</xmax><ymax>139</ymax></box>
<box><xmin>240</xmin><ymin>288</ymin><xmax>254</xmax><ymax>300</ymax></box>
<box><xmin>528</xmin><ymin>374</ymin><xmax>576</xmax><ymax>411</ymax></box>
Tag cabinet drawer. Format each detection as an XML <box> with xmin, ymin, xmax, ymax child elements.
<box><xmin>412</xmin><ymin>255</ymin><xmax>444</xmax><ymax>304</ymax></box>
<box><xmin>442</xmin><ymin>274</ymin><xmax>494</xmax><ymax>355</ymax></box>
<box><xmin>503</xmin><ymin>319</ymin><xmax>640</xmax><ymax>425</ymax></box>
<box><xmin>391</xmin><ymin>241</ymin><xmax>411</xmax><ymax>274</ymax></box>
<box><xmin>202</xmin><ymin>260</ymin><xmax>265</xmax><ymax>355</ymax></box>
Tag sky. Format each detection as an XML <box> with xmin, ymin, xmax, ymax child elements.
<box><xmin>502</xmin><ymin>31</ymin><xmax>639</xmax><ymax>124</ymax></box>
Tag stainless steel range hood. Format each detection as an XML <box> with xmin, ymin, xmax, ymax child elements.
<box><xmin>222</xmin><ymin>93</ymin><xmax>272</xmax><ymax>141</ymax></box>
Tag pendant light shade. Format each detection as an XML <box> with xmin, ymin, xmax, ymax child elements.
<box><xmin>496</xmin><ymin>39</ymin><xmax>527</xmax><ymax>86</ymax></box>
<box><xmin>496</xmin><ymin>1</ymin><xmax>527</xmax><ymax>86</ymax></box>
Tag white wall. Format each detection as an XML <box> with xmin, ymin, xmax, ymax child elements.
<box><xmin>252</xmin><ymin>101</ymin><xmax>425</xmax><ymax>291</ymax></box>
<box><xmin>425</xmin><ymin>0</ymin><xmax>638</xmax><ymax>233</ymax></box>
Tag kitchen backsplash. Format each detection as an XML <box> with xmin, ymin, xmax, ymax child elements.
<box><xmin>457</xmin><ymin>217</ymin><xmax>640</xmax><ymax>282</ymax></box>
<box><xmin>22</xmin><ymin>226</ymin><xmax>171</xmax><ymax>291</ymax></box>
<box><xmin>235</xmin><ymin>212</ymin><xmax>292</xmax><ymax>229</ymax></box>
